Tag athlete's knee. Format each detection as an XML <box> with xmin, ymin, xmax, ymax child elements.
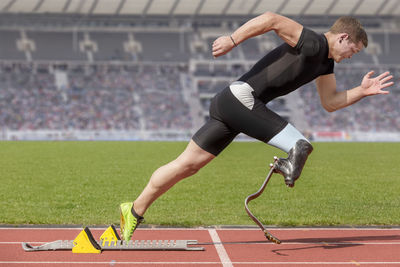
<box><xmin>176</xmin><ymin>142</ymin><xmax>215</xmax><ymax>177</ymax></box>
<box><xmin>274</xmin><ymin>139</ymin><xmax>313</xmax><ymax>187</ymax></box>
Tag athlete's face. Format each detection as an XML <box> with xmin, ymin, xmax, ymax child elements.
<box><xmin>334</xmin><ymin>34</ymin><xmax>364</xmax><ymax>63</ymax></box>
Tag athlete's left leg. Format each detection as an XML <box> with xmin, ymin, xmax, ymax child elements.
<box><xmin>133</xmin><ymin>139</ymin><xmax>215</xmax><ymax>216</ymax></box>
<box><xmin>134</xmin><ymin>89</ymin><xmax>239</xmax><ymax>216</ymax></box>
<box><xmin>121</xmin><ymin>139</ymin><xmax>216</xmax><ymax>241</ymax></box>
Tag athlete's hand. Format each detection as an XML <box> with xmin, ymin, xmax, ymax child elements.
<box><xmin>212</xmin><ymin>36</ymin><xmax>235</xmax><ymax>58</ymax></box>
<box><xmin>360</xmin><ymin>71</ymin><xmax>394</xmax><ymax>96</ymax></box>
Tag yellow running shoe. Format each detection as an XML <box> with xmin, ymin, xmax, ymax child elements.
<box><xmin>120</xmin><ymin>202</ymin><xmax>144</xmax><ymax>242</ymax></box>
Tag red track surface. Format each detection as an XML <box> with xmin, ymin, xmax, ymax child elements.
<box><xmin>1</xmin><ymin>227</ymin><xmax>400</xmax><ymax>266</ymax></box>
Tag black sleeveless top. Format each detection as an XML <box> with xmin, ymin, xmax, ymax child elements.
<box><xmin>238</xmin><ymin>27</ymin><xmax>334</xmax><ymax>103</ymax></box>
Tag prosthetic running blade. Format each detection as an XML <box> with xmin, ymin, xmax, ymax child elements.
<box><xmin>244</xmin><ymin>159</ymin><xmax>281</xmax><ymax>244</ymax></box>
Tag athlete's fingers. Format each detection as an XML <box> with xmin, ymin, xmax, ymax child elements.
<box><xmin>378</xmin><ymin>90</ymin><xmax>390</xmax><ymax>95</ymax></box>
<box><xmin>365</xmin><ymin>70</ymin><xmax>375</xmax><ymax>78</ymax></box>
<box><xmin>380</xmin><ymin>81</ymin><xmax>394</xmax><ymax>89</ymax></box>
<box><xmin>212</xmin><ymin>45</ymin><xmax>221</xmax><ymax>54</ymax></box>
<box><xmin>376</xmin><ymin>71</ymin><xmax>391</xmax><ymax>80</ymax></box>
<box><xmin>379</xmin><ymin>75</ymin><xmax>393</xmax><ymax>84</ymax></box>
<box><xmin>212</xmin><ymin>46</ymin><xmax>221</xmax><ymax>53</ymax></box>
<box><xmin>212</xmin><ymin>41</ymin><xmax>219</xmax><ymax>48</ymax></box>
<box><xmin>213</xmin><ymin>36</ymin><xmax>226</xmax><ymax>46</ymax></box>
<box><xmin>212</xmin><ymin>36</ymin><xmax>234</xmax><ymax>57</ymax></box>
<box><xmin>212</xmin><ymin>42</ymin><xmax>225</xmax><ymax>53</ymax></box>
<box><xmin>213</xmin><ymin>45</ymin><xmax>231</xmax><ymax>55</ymax></box>
<box><xmin>212</xmin><ymin>49</ymin><xmax>224</xmax><ymax>57</ymax></box>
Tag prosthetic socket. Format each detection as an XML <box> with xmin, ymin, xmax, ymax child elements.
<box><xmin>274</xmin><ymin>139</ymin><xmax>313</xmax><ymax>187</ymax></box>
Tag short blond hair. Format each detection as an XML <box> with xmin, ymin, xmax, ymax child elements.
<box><xmin>330</xmin><ymin>16</ymin><xmax>368</xmax><ymax>48</ymax></box>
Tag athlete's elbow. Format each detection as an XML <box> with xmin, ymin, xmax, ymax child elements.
<box><xmin>324</xmin><ymin>106</ymin><xmax>336</xmax><ymax>113</ymax></box>
<box><xmin>260</xmin><ymin>11</ymin><xmax>278</xmax><ymax>30</ymax></box>
<box><xmin>261</xmin><ymin>11</ymin><xmax>277</xmax><ymax>20</ymax></box>
<box><xmin>321</xmin><ymin>102</ymin><xmax>337</xmax><ymax>113</ymax></box>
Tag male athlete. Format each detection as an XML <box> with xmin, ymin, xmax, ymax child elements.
<box><xmin>119</xmin><ymin>12</ymin><xmax>394</xmax><ymax>241</ymax></box>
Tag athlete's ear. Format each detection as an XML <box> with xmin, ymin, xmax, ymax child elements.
<box><xmin>339</xmin><ymin>33</ymin><xmax>349</xmax><ymax>43</ymax></box>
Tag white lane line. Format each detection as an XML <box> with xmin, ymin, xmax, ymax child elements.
<box><xmin>208</xmin><ymin>229</ymin><xmax>233</xmax><ymax>267</ymax></box>
<box><xmin>0</xmin><ymin>227</ymin><xmax>399</xmax><ymax>231</ymax></box>
<box><xmin>232</xmin><ymin>263</ymin><xmax>400</xmax><ymax>265</ymax></box>
<box><xmin>4</xmin><ymin>241</ymin><xmax>400</xmax><ymax>245</ymax></box>
<box><xmin>0</xmin><ymin>262</ymin><xmax>221</xmax><ymax>265</ymax></box>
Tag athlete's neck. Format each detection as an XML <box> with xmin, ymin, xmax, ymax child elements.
<box><xmin>324</xmin><ymin>32</ymin><xmax>335</xmax><ymax>59</ymax></box>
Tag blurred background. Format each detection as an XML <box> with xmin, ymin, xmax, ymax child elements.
<box><xmin>0</xmin><ymin>0</ymin><xmax>399</xmax><ymax>142</ymax></box>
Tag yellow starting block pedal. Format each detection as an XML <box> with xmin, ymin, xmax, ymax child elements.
<box><xmin>99</xmin><ymin>225</ymin><xmax>120</xmax><ymax>246</ymax></box>
<box><xmin>72</xmin><ymin>227</ymin><xmax>102</xmax><ymax>253</ymax></box>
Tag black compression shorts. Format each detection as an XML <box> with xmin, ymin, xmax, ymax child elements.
<box><xmin>192</xmin><ymin>86</ymin><xmax>288</xmax><ymax>156</ymax></box>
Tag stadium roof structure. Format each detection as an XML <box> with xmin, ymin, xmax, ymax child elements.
<box><xmin>1</xmin><ymin>0</ymin><xmax>399</xmax><ymax>17</ymax></box>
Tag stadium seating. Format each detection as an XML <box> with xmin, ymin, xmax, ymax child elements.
<box><xmin>0</xmin><ymin>21</ymin><xmax>399</xmax><ymax>140</ymax></box>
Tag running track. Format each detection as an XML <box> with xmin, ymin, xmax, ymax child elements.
<box><xmin>1</xmin><ymin>227</ymin><xmax>400</xmax><ymax>266</ymax></box>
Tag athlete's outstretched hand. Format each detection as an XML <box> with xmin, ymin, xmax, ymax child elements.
<box><xmin>361</xmin><ymin>71</ymin><xmax>394</xmax><ymax>96</ymax></box>
<box><xmin>212</xmin><ymin>36</ymin><xmax>235</xmax><ymax>58</ymax></box>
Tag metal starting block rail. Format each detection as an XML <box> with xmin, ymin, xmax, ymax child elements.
<box><xmin>22</xmin><ymin>225</ymin><xmax>204</xmax><ymax>253</ymax></box>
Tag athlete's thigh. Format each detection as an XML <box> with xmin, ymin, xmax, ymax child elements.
<box><xmin>217</xmin><ymin>88</ymin><xmax>288</xmax><ymax>143</ymax></box>
<box><xmin>192</xmin><ymin>118</ymin><xmax>239</xmax><ymax>156</ymax></box>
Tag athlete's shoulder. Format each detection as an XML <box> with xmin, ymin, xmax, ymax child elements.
<box><xmin>295</xmin><ymin>27</ymin><xmax>327</xmax><ymax>57</ymax></box>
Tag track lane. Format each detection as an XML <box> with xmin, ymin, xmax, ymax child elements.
<box><xmin>1</xmin><ymin>227</ymin><xmax>399</xmax><ymax>266</ymax></box>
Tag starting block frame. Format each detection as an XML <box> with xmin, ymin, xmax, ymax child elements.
<box><xmin>22</xmin><ymin>225</ymin><xmax>204</xmax><ymax>253</ymax></box>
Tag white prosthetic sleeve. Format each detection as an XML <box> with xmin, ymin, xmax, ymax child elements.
<box><xmin>267</xmin><ymin>123</ymin><xmax>310</xmax><ymax>153</ymax></box>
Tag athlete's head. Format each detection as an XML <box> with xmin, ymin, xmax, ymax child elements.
<box><xmin>328</xmin><ymin>16</ymin><xmax>368</xmax><ymax>63</ymax></box>
<box><xmin>330</xmin><ymin>16</ymin><xmax>368</xmax><ymax>48</ymax></box>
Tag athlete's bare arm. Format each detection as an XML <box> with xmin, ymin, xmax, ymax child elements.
<box><xmin>316</xmin><ymin>71</ymin><xmax>394</xmax><ymax>112</ymax></box>
<box><xmin>212</xmin><ymin>12</ymin><xmax>303</xmax><ymax>58</ymax></box>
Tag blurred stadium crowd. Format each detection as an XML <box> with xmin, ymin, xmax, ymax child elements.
<box><xmin>0</xmin><ymin>63</ymin><xmax>191</xmax><ymax>131</ymax></box>
<box><xmin>0</xmin><ymin>15</ymin><xmax>399</xmax><ymax>140</ymax></box>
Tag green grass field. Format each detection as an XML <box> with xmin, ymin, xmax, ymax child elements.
<box><xmin>0</xmin><ymin>141</ymin><xmax>399</xmax><ymax>227</ymax></box>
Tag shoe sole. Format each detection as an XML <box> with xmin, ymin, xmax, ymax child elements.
<box><xmin>119</xmin><ymin>206</ymin><xmax>125</xmax><ymax>237</ymax></box>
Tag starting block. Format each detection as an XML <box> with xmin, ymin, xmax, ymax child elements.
<box><xmin>72</xmin><ymin>227</ymin><xmax>102</xmax><ymax>253</ymax></box>
<box><xmin>99</xmin><ymin>224</ymin><xmax>120</xmax><ymax>247</ymax></box>
<box><xmin>22</xmin><ymin>225</ymin><xmax>204</xmax><ymax>253</ymax></box>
